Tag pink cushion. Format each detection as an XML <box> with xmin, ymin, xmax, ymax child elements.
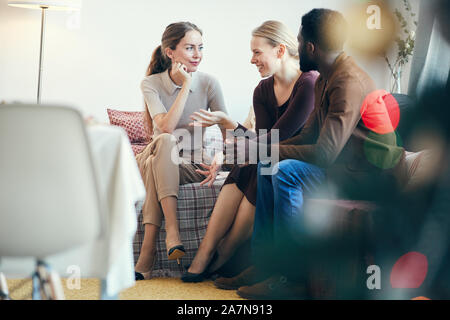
<box><xmin>107</xmin><ymin>109</ymin><xmax>151</xmax><ymax>144</ymax></box>
<box><xmin>131</xmin><ymin>143</ymin><xmax>147</xmax><ymax>156</ymax></box>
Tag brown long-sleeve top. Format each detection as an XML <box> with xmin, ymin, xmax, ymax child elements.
<box><xmin>277</xmin><ymin>53</ymin><xmax>407</xmax><ymax>188</ymax></box>
<box><xmin>224</xmin><ymin>70</ymin><xmax>319</xmax><ymax>205</ymax></box>
<box><xmin>235</xmin><ymin>70</ymin><xmax>319</xmax><ymax>143</ymax></box>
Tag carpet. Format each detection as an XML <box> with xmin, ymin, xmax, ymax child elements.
<box><xmin>5</xmin><ymin>278</ymin><xmax>245</xmax><ymax>300</ymax></box>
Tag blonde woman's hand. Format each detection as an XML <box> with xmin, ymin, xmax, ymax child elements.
<box><xmin>196</xmin><ymin>152</ymin><xmax>223</xmax><ymax>187</ymax></box>
<box><xmin>171</xmin><ymin>61</ymin><xmax>192</xmax><ymax>86</ymax></box>
<box><xmin>189</xmin><ymin>109</ymin><xmax>237</xmax><ymax>129</ymax></box>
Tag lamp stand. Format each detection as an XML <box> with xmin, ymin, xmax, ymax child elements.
<box><xmin>37</xmin><ymin>6</ymin><xmax>48</xmax><ymax>104</ymax></box>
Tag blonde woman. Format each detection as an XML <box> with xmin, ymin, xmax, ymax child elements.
<box><xmin>182</xmin><ymin>21</ymin><xmax>319</xmax><ymax>282</ymax></box>
<box><xmin>134</xmin><ymin>22</ymin><xmax>229</xmax><ymax>280</ymax></box>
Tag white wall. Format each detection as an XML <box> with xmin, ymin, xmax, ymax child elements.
<box><xmin>0</xmin><ymin>0</ymin><xmax>416</xmax><ymax>123</ymax></box>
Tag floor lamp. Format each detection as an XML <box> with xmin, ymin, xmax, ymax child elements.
<box><xmin>8</xmin><ymin>1</ymin><xmax>81</xmax><ymax>104</ymax></box>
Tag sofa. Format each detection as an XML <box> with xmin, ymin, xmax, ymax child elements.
<box><xmin>107</xmin><ymin>105</ymin><xmax>437</xmax><ymax>298</ymax></box>
<box><xmin>107</xmin><ymin>108</ymin><xmax>230</xmax><ymax>277</ymax></box>
<box><xmin>296</xmin><ymin>150</ymin><xmax>435</xmax><ymax>299</ymax></box>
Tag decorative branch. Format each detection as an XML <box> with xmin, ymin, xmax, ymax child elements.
<box><xmin>384</xmin><ymin>0</ymin><xmax>418</xmax><ymax>92</ymax></box>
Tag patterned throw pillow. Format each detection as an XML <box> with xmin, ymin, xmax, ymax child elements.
<box><xmin>107</xmin><ymin>109</ymin><xmax>151</xmax><ymax>144</ymax></box>
<box><xmin>131</xmin><ymin>143</ymin><xmax>148</xmax><ymax>156</ymax></box>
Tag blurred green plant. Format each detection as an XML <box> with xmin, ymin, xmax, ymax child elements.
<box><xmin>384</xmin><ymin>0</ymin><xmax>418</xmax><ymax>92</ymax></box>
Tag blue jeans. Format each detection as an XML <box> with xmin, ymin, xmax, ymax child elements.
<box><xmin>252</xmin><ymin>160</ymin><xmax>326</xmax><ymax>280</ymax></box>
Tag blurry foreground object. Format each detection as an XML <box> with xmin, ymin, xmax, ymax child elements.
<box><xmin>345</xmin><ymin>0</ymin><xmax>418</xmax><ymax>93</ymax></box>
<box><xmin>345</xmin><ymin>1</ymin><xmax>396</xmax><ymax>58</ymax></box>
<box><xmin>0</xmin><ymin>104</ymin><xmax>103</xmax><ymax>300</ymax></box>
<box><xmin>366</xmin><ymin>0</ymin><xmax>450</xmax><ymax>297</ymax></box>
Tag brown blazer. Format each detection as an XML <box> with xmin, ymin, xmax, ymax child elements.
<box><xmin>278</xmin><ymin>53</ymin><xmax>407</xmax><ymax>196</ymax></box>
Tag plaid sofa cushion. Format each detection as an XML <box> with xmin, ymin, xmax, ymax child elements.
<box><xmin>134</xmin><ymin>177</ymin><xmax>226</xmax><ymax>277</ymax></box>
<box><xmin>202</xmin><ymin>125</ymin><xmax>224</xmax><ymax>159</ymax></box>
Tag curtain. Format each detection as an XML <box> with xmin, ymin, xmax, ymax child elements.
<box><xmin>408</xmin><ymin>0</ymin><xmax>450</xmax><ymax>97</ymax></box>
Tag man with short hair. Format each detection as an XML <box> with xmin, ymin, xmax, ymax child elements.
<box><xmin>215</xmin><ymin>8</ymin><xmax>407</xmax><ymax>299</ymax></box>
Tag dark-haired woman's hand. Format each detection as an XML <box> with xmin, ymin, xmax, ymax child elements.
<box><xmin>189</xmin><ymin>109</ymin><xmax>237</xmax><ymax>130</ymax></box>
<box><xmin>171</xmin><ymin>62</ymin><xmax>192</xmax><ymax>87</ymax></box>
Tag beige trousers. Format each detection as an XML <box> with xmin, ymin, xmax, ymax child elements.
<box><xmin>135</xmin><ymin>133</ymin><xmax>209</xmax><ymax>227</ymax></box>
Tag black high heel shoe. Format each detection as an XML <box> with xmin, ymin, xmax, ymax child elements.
<box><xmin>135</xmin><ymin>271</ymin><xmax>145</xmax><ymax>281</ymax></box>
<box><xmin>135</xmin><ymin>252</ymin><xmax>157</xmax><ymax>281</ymax></box>
<box><xmin>181</xmin><ymin>252</ymin><xmax>218</xmax><ymax>283</ymax></box>
<box><xmin>135</xmin><ymin>269</ymin><xmax>154</xmax><ymax>281</ymax></box>
<box><xmin>167</xmin><ymin>245</ymin><xmax>186</xmax><ymax>265</ymax></box>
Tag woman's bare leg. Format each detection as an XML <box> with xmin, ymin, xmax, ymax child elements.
<box><xmin>135</xmin><ymin>223</ymin><xmax>159</xmax><ymax>278</ymax></box>
<box><xmin>160</xmin><ymin>196</ymin><xmax>182</xmax><ymax>250</ymax></box>
<box><xmin>208</xmin><ymin>196</ymin><xmax>255</xmax><ymax>273</ymax></box>
<box><xmin>187</xmin><ymin>183</ymin><xmax>244</xmax><ymax>274</ymax></box>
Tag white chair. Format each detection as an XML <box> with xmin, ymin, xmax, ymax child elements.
<box><xmin>0</xmin><ymin>104</ymin><xmax>104</xmax><ymax>299</ymax></box>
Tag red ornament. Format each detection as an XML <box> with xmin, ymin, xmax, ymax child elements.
<box><xmin>360</xmin><ymin>90</ymin><xmax>400</xmax><ymax>134</ymax></box>
<box><xmin>390</xmin><ymin>252</ymin><xmax>428</xmax><ymax>289</ymax></box>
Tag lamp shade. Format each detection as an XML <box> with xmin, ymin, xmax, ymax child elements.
<box><xmin>8</xmin><ymin>0</ymin><xmax>81</xmax><ymax>11</ymax></box>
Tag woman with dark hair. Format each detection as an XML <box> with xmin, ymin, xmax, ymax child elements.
<box><xmin>134</xmin><ymin>22</ymin><xmax>229</xmax><ymax>280</ymax></box>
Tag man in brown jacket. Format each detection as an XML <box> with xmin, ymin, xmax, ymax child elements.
<box><xmin>215</xmin><ymin>8</ymin><xmax>407</xmax><ymax>299</ymax></box>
